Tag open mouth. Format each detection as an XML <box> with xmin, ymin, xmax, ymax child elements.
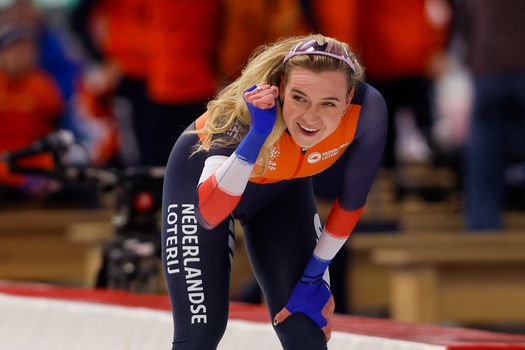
<box><xmin>298</xmin><ymin>123</ymin><xmax>320</xmax><ymax>135</ymax></box>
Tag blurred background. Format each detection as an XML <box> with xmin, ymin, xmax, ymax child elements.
<box><xmin>0</xmin><ymin>0</ymin><xmax>524</xmax><ymax>337</ymax></box>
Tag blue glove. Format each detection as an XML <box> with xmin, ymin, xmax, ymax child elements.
<box><xmin>235</xmin><ymin>85</ymin><xmax>277</xmax><ymax>163</ymax></box>
<box><xmin>243</xmin><ymin>85</ymin><xmax>277</xmax><ymax>135</ymax></box>
<box><xmin>276</xmin><ymin>255</ymin><xmax>332</xmax><ymax>328</ymax></box>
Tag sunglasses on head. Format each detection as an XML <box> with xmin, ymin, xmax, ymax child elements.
<box><xmin>283</xmin><ymin>39</ymin><xmax>355</xmax><ymax>72</ymax></box>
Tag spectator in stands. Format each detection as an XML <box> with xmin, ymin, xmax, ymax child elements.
<box><xmin>458</xmin><ymin>0</ymin><xmax>525</xmax><ymax>230</ymax></box>
<box><xmin>1</xmin><ymin>0</ymin><xmax>82</xmax><ymax>136</ymax></box>
<box><xmin>0</xmin><ymin>23</ymin><xmax>63</xmax><ymax>199</ymax></box>
<box><xmin>70</xmin><ymin>0</ymin><xmax>150</xmax><ymax>166</ymax></box>
<box><xmin>70</xmin><ymin>0</ymin><xmax>221</xmax><ymax>167</ymax></box>
<box><xmin>144</xmin><ymin>0</ymin><xmax>221</xmax><ymax>166</ymax></box>
<box><xmin>218</xmin><ymin>0</ymin><xmax>308</xmax><ymax>81</ymax></box>
<box><xmin>360</xmin><ymin>0</ymin><xmax>451</xmax><ymax>169</ymax></box>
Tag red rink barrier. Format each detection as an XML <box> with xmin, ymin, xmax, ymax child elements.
<box><xmin>1</xmin><ymin>281</ymin><xmax>525</xmax><ymax>350</ymax></box>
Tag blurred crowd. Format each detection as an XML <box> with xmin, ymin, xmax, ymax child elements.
<box><xmin>0</xmin><ymin>0</ymin><xmax>524</xmax><ymax>231</ymax></box>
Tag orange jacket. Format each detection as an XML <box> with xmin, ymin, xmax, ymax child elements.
<box><xmin>0</xmin><ymin>69</ymin><xmax>63</xmax><ymax>186</ymax></box>
<box><xmin>90</xmin><ymin>0</ymin><xmax>150</xmax><ymax>79</ymax></box>
<box><xmin>147</xmin><ymin>0</ymin><xmax>220</xmax><ymax>104</ymax></box>
<box><xmin>311</xmin><ymin>0</ymin><xmax>361</xmax><ymax>50</ymax></box>
<box><xmin>358</xmin><ymin>0</ymin><xmax>450</xmax><ymax>80</ymax></box>
<box><xmin>0</xmin><ymin>70</ymin><xmax>62</xmax><ymax>150</ymax></box>
<box><xmin>218</xmin><ymin>0</ymin><xmax>309</xmax><ymax>80</ymax></box>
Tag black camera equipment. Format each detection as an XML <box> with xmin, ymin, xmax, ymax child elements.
<box><xmin>2</xmin><ymin>131</ymin><xmax>165</xmax><ymax>293</ymax></box>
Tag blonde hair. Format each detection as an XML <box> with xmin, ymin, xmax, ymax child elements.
<box><xmin>193</xmin><ymin>34</ymin><xmax>364</xmax><ymax>172</ymax></box>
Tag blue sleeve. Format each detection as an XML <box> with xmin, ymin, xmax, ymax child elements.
<box><xmin>38</xmin><ymin>27</ymin><xmax>81</xmax><ymax>101</ymax></box>
<box><xmin>338</xmin><ymin>84</ymin><xmax>388</xmax><ymax>210</ymax></box>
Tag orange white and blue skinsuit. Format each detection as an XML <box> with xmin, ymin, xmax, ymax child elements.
<box><xmin>161</xmin><ymin>82</ymin><xmax>387</xmax><ymax>349</ymax></box>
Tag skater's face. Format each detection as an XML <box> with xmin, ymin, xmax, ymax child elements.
<box><xmin>280</xmin><ymin>67</ymin><xmax>354</xmax><ymax>149</ymax></box>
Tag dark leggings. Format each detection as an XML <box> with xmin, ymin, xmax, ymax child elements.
<box><xmin>161</xmin><ymin>127</ymin><xmax>327</xmax><ymax>349</ymax></box>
